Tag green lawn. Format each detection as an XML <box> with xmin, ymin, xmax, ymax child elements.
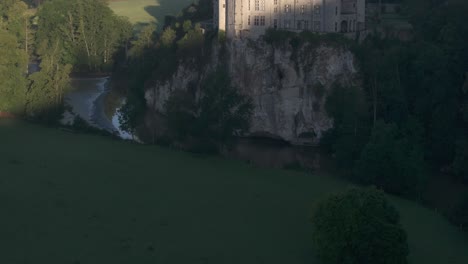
<box><xmin>109</xmin><ymin>0</ymin><xmax>193</xmax><ymax>27</ymax></box>
<box><xmin>1</xmin><ymin>120</ymin><xmax>468</xmax><ymax>264</ymax></box>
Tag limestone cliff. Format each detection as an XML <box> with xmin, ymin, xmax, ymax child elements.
<box><xmin>144</xmin><ymin>38</ymin><xmax>359</xmax><ymax>145</ymax></box>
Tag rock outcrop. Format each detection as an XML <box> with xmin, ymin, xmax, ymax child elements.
<box><xmin>145</xmin><ymin>38</ymin><xmax>359</xmax><ymax>145</ymax></box>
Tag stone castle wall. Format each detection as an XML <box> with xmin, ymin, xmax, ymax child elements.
<box><xmin>215</xmin><ymin>0</ymin><xmax>366</xmax><ymax>38</ymax></box>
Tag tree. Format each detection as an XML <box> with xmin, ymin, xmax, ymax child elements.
<box><xmin>165</xmin><ymin>69</ymin><xmax>253</xmax><ymax>150</ymax></box>
<box><xmin>118</xmin><ymin>87</ymin><xmax>146</xmax><ymax>138</ymax></box>
<box><xmin>160</xmin><ymin>27</ymin><xmax>176</xmax><ymax>47</ymax></box>
<box><xmin>27</xmin><ymin>55</ymin><xmax>72</xmax><ymax>121</ymax></box>
<box><xmin>177</xmin><ymin>23</ymin><xmax>204</xmax><ymax>57</ymax></box>
<box><xmin>129</xmin><ymin>23</ymin><xmax>156</xmax><ymax>59</ymax></box>
<box><xmin>35</xmin><ymin>0</ymin><xmax>132</xmax><ymax>71</ymax></box>
<box><xmin>354</xmin><ymin>120</ymin><xmax>426</xmax><ymax>196</ymax></box>
<box><xmin>0</xmin><ymin>29</ymin><xmax>28</xmax><ymax>113</ymax></box>
<box><xmin>450</xmin><ymin>193</ymin><xmax>468</xmax><ymax>231</ymax></box>
<box><xmin>0</xmin><ymin>0</ymin><xmax>29</xmax><ymax>50</ymax></box>
<box><xmin>0</xmin><ymin>0</ymin><xmax>29</xmax><ymax>113</ymax></box>
<box><xmin>311</xmin><ymin>188</ymin><xmax>409</xmax><ymax>264</ymax></box>
<box><xmin>322</xmin><ymin>84</ymin><xmax>369</xmax><ymax>168</ymax></box>
<box><xmin>453</xmin><ymin>140</ymin><xmax>468</xmax><ymax>183</ymax></box>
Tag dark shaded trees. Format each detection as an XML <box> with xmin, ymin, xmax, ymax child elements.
<box><xmin>354</xmin><ymin>120</ymin><xmax>426</xmax><ymax>196</ymax></box>
<box><xmin>450</xmin><ymin>194</ymin><xmax>468</xmax><ymax>231</ymax></box>
<box><xmin>165</xmin><ymin>69</ymin><xmax>253</xmax><ymax>151</ymax></box>
<box><xmin>322</xmin><ymin>84</ymin><xmax>369</xmax><ymax>168</ymax></box>
<box><xmin>324</xmin><ymin>0</ymin><xmax>468</xmax><ymax>198</ymax></box>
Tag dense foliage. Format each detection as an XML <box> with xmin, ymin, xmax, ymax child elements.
<box><xmin>0</xmin><ymin>0</ymin><xmax>29</xmax><ymax>114</ymax></box>
<box><xmin>450</xmin><ymin>194</ymin><xmax>468</xmax><ymax>231</ymax></box>
<box><xmin>165</xmin><ymin>69</ymin><xmax>253</xmax><ymax>151</ymax></box>
<box><xmin>355</xmin><ymin>120</ymin><xmax>426</xmax><ymax>196</ymax></box>
<box><xmin>312</xmin><ymin>188</ymin><xmax>409</xmax><ymax>264</ymax></box>
<box><xmin>0</xmin><ymin>29</ymin><xmax>28</xmax><ymax>113</ymax></box>
<box><xmin>323</xmin><ymin>0</ymin><xmax>468</xmax><ymax>196</ymax></box>
<box><xmin>1</xmin><ymin>0</ymin><xmax>134</xmax><ymax>121</ymax></box>
<box><xmin>35</xmin><ymin>0</ymin><xmax>132</xmax><ymax>71</ymax></box>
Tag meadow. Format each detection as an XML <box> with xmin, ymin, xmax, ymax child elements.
<box><xmin>1</xmin><ymin>119</ymin><xmax>468</xmax><ymax>263</ymax></box>
<box><xmin>109</xmin><ymin>0</ymin><xmax>194</xmax><ymax>27</ymax></box>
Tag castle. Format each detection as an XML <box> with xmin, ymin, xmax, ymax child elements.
<box><xmin>214</xmin><ymin>0</ymin><xmax>366</xmax><ymax>38</ymax></box>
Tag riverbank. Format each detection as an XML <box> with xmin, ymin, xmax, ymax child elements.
<box><xmin>64</xmin><ymin>77</ymin><xmax>132</xmax><ymax>139</ymax></box>
<box><xmin>1</xmin><ymin>119</ymin><xmax>468</xmax><ymax>264</ymax></box>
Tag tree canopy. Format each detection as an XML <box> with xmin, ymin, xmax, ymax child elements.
<box><xmin>311</xmin><ymin>188</ymin><xmax>409</xmax><ymax>264</ymax></box>
<box><xmin>35</xmin><ymin>0</ymin><xmax>132</xmax><ymax>71</ymax></box>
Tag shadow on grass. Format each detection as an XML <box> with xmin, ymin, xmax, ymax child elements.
<box><xmin>142</xmin><ymin>0</ymin><xmax>193</xmax><ymax>27</ymax></box>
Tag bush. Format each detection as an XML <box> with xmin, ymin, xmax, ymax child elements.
<box><xmin>311</xmin><ymin>188</ymin><xmax>409</xmax><ymax>264</ymax></box>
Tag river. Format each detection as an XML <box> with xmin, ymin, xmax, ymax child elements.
<box><xmin>64</xmin><ymin>77</ymin><xmax>131</xmax><ymax>139</ymax></box>
<box><xmin>65</xmin><ymin>77</ymin><xmax>323</xmax><ymax>170</ymax></box>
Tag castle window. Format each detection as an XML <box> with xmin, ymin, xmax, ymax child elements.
<box><xmin>254</xmin><ymin>16</ymin><xmax>260</xmax><ymax>26</ymax></box>
<box><xmin>248</xmin><ymin>0</ymin><xmax>250</xmax><ymax>10</ymax></box>
<box><xmin>284</xmin><ymin>20</ymin><xmax>291</xmax><ymax>28</ymax></box>
<box><xmin>274</xmin><ymin>0</ymin><xmax>278</xmax><ymax>4</ymax></box>
<box><xmin>335</xmin><ymin>22</ymin><xmax>337</xmax><ymax>32</ymax></box>
<box><xmin>274</xmin><ymin>19</ymin><xmax>278</xmax><ymax>29</ymax></box>
<box><xmin>301</xmin><ymin>5</ymin><xmax>305</xmax><ymax>14</ymax></box>
<box><xmin>274</xmin><ymin>7</ymin><xmax>278</xmax><ymax>13</ymax></box>
<box><xmin>314</xmin><ymin>5</ymin><xmax>320</xmax><ymax>14</ymax></box>
<box><xmin>297</xmin><ymin>20</ymin><xmax>302</xmax><ymax>30</ymax></box>
<box><xmin>284</xmin><ymin>4</ymin><xmax>290</xmax><ymax>13</ymax></box>
<box><xmin>335</xmin><ymin>6</ymin><xmax>338</xmax><ymax>15</ymax></box>
<box><xmin>261</xmin><ymin>0</ymin><xmax>265</xmax><ymax>11</ymax></box>
<box><xmin>260</xmin><ymin>16</ymin><xmax>265</xmax><ymax>26</ymax></box>
<box><xmin>248</xmin><ymin>16</ymin><xmax>251</xmax><ymax>26</ymax></box>
<box><xmin>255</xmin><ymin>0</ymin><xmax>259</xmax><ymax>11</ymax></box>
<box><xmin>304</xmin><ymin>20</ymin><xmax>309</xmax><ymax>30</ymax></box>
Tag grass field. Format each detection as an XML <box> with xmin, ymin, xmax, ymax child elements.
<box><xmin>109</xmin><ymin>0</ymin><xmax>193</xmax><ymax>27</ymax></box>
<box><xmin>1</xmin><ymin>120</ymin><xmax>468</xmax><ymax>263</ymax></box>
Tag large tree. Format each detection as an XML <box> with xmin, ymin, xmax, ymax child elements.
<box><xmin>0</xmin><ymin>0</ymin><xmax>29</xmax><ymax>113</ymax></box>
<box><xmin>354</xmin><ymin>120</ymin><xmax>426</xmax><ymax>196</ymax></box>
<box><xmin>0</xmin><ymin>29</ymin><xmax>28</xmax><ymax>113</ymax></box>
<box><xmin>35</xmin><ymin>0</ymin><xmax>132</xmax><ymax>71</ymax></box>
<box><xmin>311</xmin><ymin>188</ymin><xmax>409</xmax><ymax>264</ymax></box>
<box><xmin>164</xmin><ymin>69</ymin><xmax>253</xmax><ymax>150</ymax></box>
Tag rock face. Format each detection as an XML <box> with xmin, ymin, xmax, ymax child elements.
<box><xmin>145</xmin><ymin>38</ymin><xmax>359</xmax><ymax>145</ymax></box>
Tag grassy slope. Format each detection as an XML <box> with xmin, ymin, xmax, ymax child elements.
<box><xmin>109</xmin><ymin>0</ymin><xmax>193</xmax><ymax>27</ymax></box>
<box><xmin>1</xmin><ymin>120</ymin><xmax>468</xmax><ymax>264</ymax></box>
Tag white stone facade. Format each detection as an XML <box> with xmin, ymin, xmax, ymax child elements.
<box><xmin>214</xmin><ymin>0</ymin><xmax>365</xmax><ymax>38</ymax></box>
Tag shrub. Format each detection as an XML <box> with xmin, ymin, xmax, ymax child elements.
<box><xmin>311</xmin><ymin>188</ymin><xmax>409</xmax><ymax>264</ymax></box>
